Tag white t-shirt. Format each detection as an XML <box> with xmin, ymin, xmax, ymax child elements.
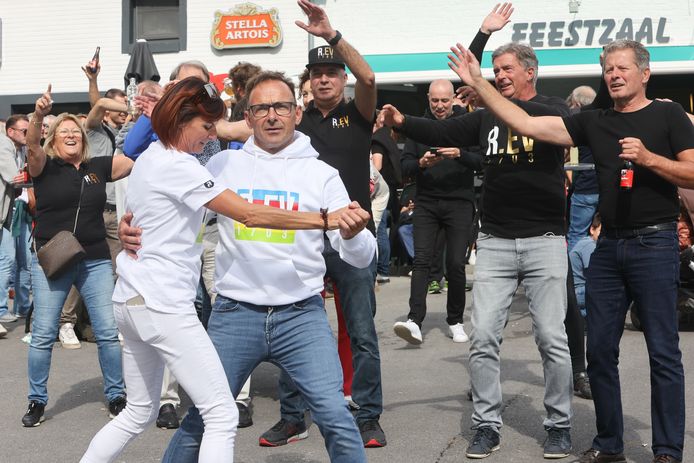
<box><xmin>112</xmin><ymin>141</ymin><xmax>224</xmax><ymax>312</ymax></box>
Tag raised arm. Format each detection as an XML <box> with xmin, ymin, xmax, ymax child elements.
<box><xmin>448</xmin><ymin>44</ymin><xmax>573</xmax><ymax>147</ymax></box>
<box><xmin>81</xmin><ymin>61</ymin><xmax>101</xmax><ymax>108</ymax></box>
<box><xmin>468</xmin><ymin>2</ymin><xmax>514</xmax><ymax>62</ymax></box>
<box><xmin>296</xmin><ymin>0</ymin><xmax>376</xmax><ymax>121</ymax></box>
<box><xmin>215</xmin><ymin>119</ymin><xmax>252</xmax><ymax>143</ymax></box>
<box><xmin>85</xmin><ymin>97</ymin><xmax>128</xmax><ymax>131</ymax></box>
<box><xmin>26</xmin><ymin>85</ymin><xmax>52</xmax><ymax>177</ymax></box>
<box><xmin>111</xmin><ymin>154</ymin><xmax>134</xmax><ymax>181</ymax></box>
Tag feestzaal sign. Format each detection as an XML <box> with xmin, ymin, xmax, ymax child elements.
<box><xmin>211</xmin><ymin>3</ymin><xmax>283</xmax><ymax>49</ymax></box>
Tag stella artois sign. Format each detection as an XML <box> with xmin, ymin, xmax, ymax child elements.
<box><xmin>211</xmin><ymin>3</ymin><xmax>283</xmax><ymax>49</ymax></box>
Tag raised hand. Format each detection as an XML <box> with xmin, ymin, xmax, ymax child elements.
<box><xmin>448</xmin><ymin>44</ymin><xmax>482</xmax><ymax>86</ymax></box>
<box><xmin>481</xmin><ymin>3</ymin><xmax>514</xmax><ymax>34</ymax></box>
<box><xmin>295</xmin><ymin>0</ymin><xmax>335</xmax><ymax>41</ymax></box>
<box><xmin>379</xmin><ymin>104</ymin><xmax>405</xmax><ymax>128</ymax></box>
<box><xmin>456</xmin><ymin>86</ymin><xmax>480</xmax><ymax>107</ymax></box>
<box><xmin>81</xmin><ymin>61</ymin><xmax>100</xmax><ymax>81</ymax></box>
<box><xmin>35</xmin><ymin>84</ymin><xmax>53</xmax><ymax>118</ymax></box>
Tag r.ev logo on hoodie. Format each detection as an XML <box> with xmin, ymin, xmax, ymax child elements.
<box><xmin>234</xmin><ymin>189</ymin><xmax>300</xmax><ymax>244</ymax></box>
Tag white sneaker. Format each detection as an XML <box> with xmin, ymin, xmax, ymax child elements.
<box><xmin>59</xmin><ymin>323</ymin><xmax>81</xmax><ymax>349</ymax></box>
<box><xmin>21</xmin><ymin>332</ymin><xmax>31</xmax><ymax>344</ymax></box>
<box><xmin>118</xmin><ymin>332</ymin><xmax>124</xmax><ymax>346</ymax></box>
<box><xmin>393</xmin><ymin>319</ymin><xmax>423</xmax><ymax>345</ymax></box>
<box><xmin>448</xmin><ymin>323</ymin><xmax>469</xmax><ymax>343</ymax></box>
<box><xmin>0</xmin><ymin>312</ymin><xmax>17</xmax><ymax>323</ymax></box>
<box><xmin>0</xmin><ymin>322</ymin><xmax>6</xmax><ymax>338</ymax></box>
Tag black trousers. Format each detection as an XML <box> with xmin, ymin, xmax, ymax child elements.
<box><xmin>408</xmin><ymin>198</ymin><xmax>474</xmax><ymax>326</ymax></box>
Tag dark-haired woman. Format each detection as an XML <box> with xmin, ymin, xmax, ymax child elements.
<box><xmin>81</xmin><ymin>77</ymin><xmax>345</xmax><ymax>462</ymax></box>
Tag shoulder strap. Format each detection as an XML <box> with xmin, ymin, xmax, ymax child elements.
<box><xmin>72</xmin><ymin>178</ymin><xmax>85</xmax><ymax>234</ymax></box>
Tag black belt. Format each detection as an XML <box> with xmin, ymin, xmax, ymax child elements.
<box><xmin>104</xmin><ymin>203</ymin><xmax>117</xmax><ymax>212</ymax></box>
<box><xmin>602</xmin><ymin>222</ymin><xmax>676</xmax><ymax>239</ymax></box>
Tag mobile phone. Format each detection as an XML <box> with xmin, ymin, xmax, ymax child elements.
<box><xmin>430</xmin><ymin>147</ymin><xmax>440</xmax><ymax>156</ymax></box>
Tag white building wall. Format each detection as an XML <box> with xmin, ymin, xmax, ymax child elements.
<box><xmin>0</xmin><ymin>0</ymin><xmax>692</xmax><ymax>100</ymax></box>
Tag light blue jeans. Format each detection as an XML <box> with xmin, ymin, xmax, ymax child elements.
<box><xmin>163</xmin><ymin>294</ymin><xmax>366</xmax><ymax>463</ymax></box>
<box><xmin>28</xmin><ymin>256</ymin><xmax>124</xmax><ymax>405</ymax></box>
<box><xmin>469</xmin><ymin>233</ymin><xmax>572</xmax><ymax>431</ymax></box>
<box><xmin>13</xmin><ymin>217</ymin><xmax>33</xmax><ymax>316</ymax></box>
<box><xmin>0</xmin><ymin>227</ymin><xmax>15</xmax><ymax>317</ymax></box>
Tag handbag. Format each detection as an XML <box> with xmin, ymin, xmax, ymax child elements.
<box><xmin>36</xmin><ymin>179</ymin><xmax>87</xmax><ymax>279</ymax></box>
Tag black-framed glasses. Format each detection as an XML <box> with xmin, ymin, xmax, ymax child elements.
<box><xmin>248</xmin><ymin>101</ymin><xmax>296</xmax><ymax>118</ymax></box>
<box><xmin>192</xmin><ymin>83</ymin><xmax>220</xmax><ymax>104</ymax></box>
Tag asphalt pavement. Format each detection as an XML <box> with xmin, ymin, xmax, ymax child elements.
<box><xmin>1</xmin><ymin>272</ymin><xmax>692</xmax><ymax>463</ymax></box>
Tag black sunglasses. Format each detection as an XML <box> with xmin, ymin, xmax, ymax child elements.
<box><xmin>191</xmin><ymin>83</ymin><xmax>220</xmax><ymax>104</ymax></box>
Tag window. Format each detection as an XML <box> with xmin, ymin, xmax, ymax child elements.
<box><xmin>122</xmin><ymin>0</ymin><xmax>187</xmax><ymax>54</ymax></box>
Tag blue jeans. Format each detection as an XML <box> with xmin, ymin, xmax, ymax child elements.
<box><xmin>0</xmin><ymin>227</ymin><xmax>14</xmax><ymax>317</ymax></box>
<box><xmin>398</xmin><ymin>223</ymin><xmax>414</xmax><ymax>259</ymax></box>
<box><xmin>13</xmin><ymin>217</ymin><xmax>32</xmax><ymax>316</ymax></box>
<box><xmin>28</xmin><ymin>256</ymin><xmax>124</xmax><ymax>404</ymax></box>
<box><xmin>279</xmin><ymin>238</ymin><xmax>382</xmax><ymax>425</ymax></box>
<box><xmin>586</xmin><ymin>230</ymin><xmax>684</xmax><ymax>460</ymax></box>
<box><xmin>567</xmin><ymin>193</ymin><xmax>599</xmax><ymax>251</ymax></box>
<box><xmin>163</xmin><ymin>294</ymin><xmax>366</xmax><ymax>463</ymax></box>
<box><xmin>469</xmin><ymin>233</ymin><xmax>572</xmax><ymax>431</ymax></box>
<box><xmin>377</xmin><ymin>209</ymin><xmax>391</xmax><ymax>275</ymax></box>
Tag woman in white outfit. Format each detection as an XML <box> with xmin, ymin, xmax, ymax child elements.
<box><xmin>81</xmin><ymin>77</ymin><xmax>347</xmax><ymax>463</ymax></box>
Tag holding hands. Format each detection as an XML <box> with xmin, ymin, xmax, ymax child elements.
<box><xmin>337</xmin><ymin>201</ymin><xmax>371</xmax><ymax>240</ymax></box>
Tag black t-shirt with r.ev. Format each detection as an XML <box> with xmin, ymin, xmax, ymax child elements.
<box><xmin>401</xmin><ymin>94</ymin><xmax>570</xmax><ymax>239</ymax></box>
<box><xmin>563</xmin><ymin>100</ymin><xmax>694</xmax><ymax>229</ymax></box>
<box><xmin>34</xmin><ymin>156</ymin><xmax>113</xmax><ymax>260</ymax></box>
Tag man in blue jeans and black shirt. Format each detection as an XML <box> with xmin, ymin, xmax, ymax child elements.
<box><xmin>259</xmin><ymin>0</ymin><xmax>386</xmax><ymax>448</ymax></box>
<box><xmin>448</xmin><ymin>38</ymin><xmax>694</xmax><ymax>463</ymax></box>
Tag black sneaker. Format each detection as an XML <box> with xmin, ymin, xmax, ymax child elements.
<box><xmin>22</xmin><ymin>401</ymin><xmax>45</xmax><ymax>427</ymax></box>
<box><xmin>544</xmin><ymin>427</ymin><xmax>572</xmax><ymax>459</ymax></box>
<box><xmin>574</xmin><ymin>372</ymin><xmax>593</xmax><ymax>400</ymax></box>
<box><xmin>578</xmin><ymin>448</ymin><xmax>627</xmax><ymax>463</ymax></box>
<box><xmin>108</xmin><ymin>396</ymin><xmax>127</xmax><ymax>418</ymax></box>
<box><xmin>237</xmin><ymin>401</ymin><xmax>253</xmax><ymax>428</ymax></box>
<box><xmin>156</xmin><ymin>403</ymin><xmax>179</xmax><ymax>429</ymax></box>
<box><xmin>466</xmin><ymin>426</ymin><xmax>500</xmax><ymax>459</ymax></box>
<box><xmin>258</xmin><ymin>419</ymin><xmax>308</xmax><ymax>447</ymax></box>
<box><xmin>358</xmin><ymin>419</ymin><xmax>386</xmax><ymax>447</ymax></box>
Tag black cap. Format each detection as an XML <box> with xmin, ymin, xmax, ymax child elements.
<box><xmin>306</xmin><ymin>46</ymin><xmax>345</xmax><ymax>69</ymax></box>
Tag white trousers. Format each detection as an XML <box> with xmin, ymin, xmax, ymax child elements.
<box><xmin>81</xmin><ymin>300</ymin><xmax>238</xmax><ymax>463</ymax></box>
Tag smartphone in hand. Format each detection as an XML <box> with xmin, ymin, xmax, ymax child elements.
<box><xmin>430</xmin><ymin>147</ymin><xmax>441</xmax><ymax>157</ymax></box>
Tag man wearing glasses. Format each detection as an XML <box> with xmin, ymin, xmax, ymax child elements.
<box><xmin>161</xmin><ymin>71</ymin><xmax>374</xmax><ymax>463</ymax></box>
<box><xmin>0</xmin><ymin>115</ymin><xmax>31</xmax><ymax>330</ymax></box>
<box><xmin>260</xmin><ymin>0</ymin><xmax>386</xmax><ymax>449</ymax></box>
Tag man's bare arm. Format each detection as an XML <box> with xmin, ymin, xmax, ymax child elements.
<box><xmin>215</xmin><ymin>119</ymin><xmax>252</xmax><ymax>143</ymax></box>
<box><xmin>620</xmin><ymin>139</ymin><xmax>694</xmax><ymax>188</ymax></box>
<box><xmin>296</xmin><ymin>0</ymin><xmax>376</xmax><ymax>121</ymax></box>
<box><xmin>448</xmin><ymin>44</ymin><xmax>573</xmax><ymax>147</ymax></box>
<box><xmin>85</xmin><ymin>97</ymin><xmax>128</xmax><ymax>130</ymax></box>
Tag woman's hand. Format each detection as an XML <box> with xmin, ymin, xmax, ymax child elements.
<box><xmin>35</xmin><ymin>84</ymin><xmax>53</xmax><ymax>118</ymax></box>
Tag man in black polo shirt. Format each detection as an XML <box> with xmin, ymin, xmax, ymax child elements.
<box><xmin>260</xmin><ymin>0</ymin><xmax>385</xmax><ymax>449</ymax></box>
<box><xmin>448</xmin><ymin>39</ymin><xmax>694</xmax><ymax>463</ymax></box>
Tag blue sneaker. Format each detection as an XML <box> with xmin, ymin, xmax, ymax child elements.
<box><xmin>543</xmin><ymin>427</ymin><xmax>571</xmax><ymax>459</ymax></box>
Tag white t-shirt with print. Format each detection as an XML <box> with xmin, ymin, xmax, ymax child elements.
<box><xmin>112</xmin><ymin>141</ymin><xmax>224</xmax><ymax>313</ymax></box>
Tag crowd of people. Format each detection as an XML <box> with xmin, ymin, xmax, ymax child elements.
<box><xmin>1</xmin><ymin>1</ymin><xmax>693</xmax><ymax>462</ymax></box>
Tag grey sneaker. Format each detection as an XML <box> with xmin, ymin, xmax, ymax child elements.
<box><xmin>466</xmin><ymin>426</ymin><xmax>500</xmax><ymax>459</ymax></box>
<box><xmin>543</xmin><ymin>427</ymin><xmax>571</xmax><ymax>459</ymax></box>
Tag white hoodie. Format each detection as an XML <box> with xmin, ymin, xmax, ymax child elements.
<box><xmin>206</xmin><ymin>131</ymin><xmax>375</xmax><ymax>306</ymax></box>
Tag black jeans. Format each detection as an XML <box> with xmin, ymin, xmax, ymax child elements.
<box><xmin>408</xmin><ymin>198</ymin><xmax>474</xmax><ymax>326</ymax></box>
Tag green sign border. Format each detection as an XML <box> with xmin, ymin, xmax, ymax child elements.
<box><xmin>362</xmin><ymin>45</ymin><xmax>694</xmax><ymax>73</ymax></box>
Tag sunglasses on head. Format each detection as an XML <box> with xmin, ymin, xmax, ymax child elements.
<box><xmin>191</xmin><ymin>83</ymin><xmax>220</xmax><ymax>104</ymax></box>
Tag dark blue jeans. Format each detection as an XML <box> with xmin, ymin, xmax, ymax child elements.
<box><xmin>586</xmin><ymin>230</ymin><xmax>684</xmax><ymax>460</ymax></box>
<box><xmin>376</xmin><ymin>209</ymin><xmax>391</xmax><ymax>276</ymax></box>
<box><xmin>279</xmin><ymin>239</ymin><xmax>382</xmax><ymax>424</ymax></box>
<box><xmin>163</xmin><ymin>294</ymin><xmax>366</xmax><ymax>463</ymax></box>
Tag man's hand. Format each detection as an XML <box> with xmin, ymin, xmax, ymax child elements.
<box><xmin>134</xmin><ymin>93</ymin><xmax>161</xmax><ymax>118</ymax></box>
<box><xmin>448</xmin><ymin>44</ymin><xmax>483</xmax><ymax>86</ymax></box>
<box><xmin>81</xmin><ymin>62</ymin><xmax>100</xmax><ymax>81</ymax></box>
<box><xmin>436</xmin><ymin>147</ymin><xmax>461</xmax><ymax>159</ymax></box>
<box><xmin>480</xmin><ymin>2</ymin><xmax>514</xmax><ymax>34</ymax></box>
<box><xmin>456</xmin><ymin>86</ymin><xmax>480</xmax><ymax>107</ymax></box>
<box><xmin>379</xmin><ymin>104</ymin><xmax>405</xmax><ymax>129</ymax></box>
<box><xmin>35</xmin><ymin>84</ymin><xmax>53</xmax><ymax>118</ymax></box>
<box><xmin>419</xmin><ymin>151</ymin><xmax>445</xmax><ymax>169</ymax></box>
<box><xmin>295</xmin><ymin>0</ymin><xmax>336</xmax><ymax>41</ymax></box>
<box><xmin>118</xmin><ymin>212</ymin><xmax>143</xmax><ymax>258</ymax></box>
<box><xmin>338</xmin><ymin>202</ymin><xmax>370</xmax><ymax>240</ymax></box>
<box><xmin>619</xmin><ymin>137</ymin><xmax>656</xmax><ymax>166</ymax></box>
